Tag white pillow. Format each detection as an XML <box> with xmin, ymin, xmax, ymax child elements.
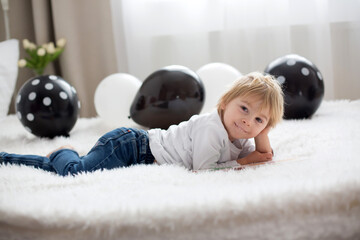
<box><xmin>0</xmin><ymin>39</ymin><xmax>19</xmax><ymax>119</ymax></box>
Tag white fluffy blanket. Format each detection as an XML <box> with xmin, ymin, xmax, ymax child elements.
<box><xmin>1</xmin><ymin>100</ymin><xmax>360</xmax><ymax>240</ymax></box>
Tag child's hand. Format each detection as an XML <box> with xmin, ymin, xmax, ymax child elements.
<box><xmin>257</xmin><ymin>126</ymin><xmax>271</xmax><ymax>137</ymax></box>
<box><xmin>237</xmin><ymin>150</ymin><xmax>273</xmax><ymax>165</ymax></box>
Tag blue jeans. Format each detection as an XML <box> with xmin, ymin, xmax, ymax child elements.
<box><xmin>0</xmin><ymin>128</ymin><xmax>155</xmax><ymax>176</ymax></box>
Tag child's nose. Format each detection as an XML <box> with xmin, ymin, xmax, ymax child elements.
<box><xmin>242</xmin><ymin>119</ymin><xmax>250</xmax><ymax>126</ymax></box>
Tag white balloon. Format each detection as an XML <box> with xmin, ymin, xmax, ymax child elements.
<box><xmin>94</xmin><ymin>73</ymin><xmax>141</xmax><ymax>127</ymax></box>
<box><xmin>197</xmin><ymin>63</ymin><xmax>242</xmax><ymax>114</ymax></box>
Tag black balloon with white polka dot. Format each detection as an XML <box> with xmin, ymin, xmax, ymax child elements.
<box><xmin>264</xmin><ymin>54</ymin><xmax>324</xmax><ymax>119</ymax></box>
<box><xmin>15</xmin><ymin>75</ymin><xmax>80</xmax><ymax>138</ymax></box>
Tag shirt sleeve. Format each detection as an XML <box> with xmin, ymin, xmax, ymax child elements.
<box><xmin>191</xmin><ymin>125</ymin><xmax>241</xmax><ymax>170</ymax></box>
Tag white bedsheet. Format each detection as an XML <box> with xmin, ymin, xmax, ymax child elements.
<box><xmin>1</xmin><ymin>100</ymin><xmax>360</xmax><ymax>240</ymax></box>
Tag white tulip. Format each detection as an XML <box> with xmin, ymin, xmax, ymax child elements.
<box><xmin>56</xmin><ymin>38</ymin><xmax>67</xmax><ymax>48</ymax></box>
<box><xmin>46</xmin><ymin>42</ymin><xmax>56</xmax><ymax>54</ymax></box>
<box><xmin>29</xmin><ymin>43</ymin><xmax>37</xmax><ymax>50</ymax></box>
<box><xmin>37</xmin><ymin>48</ymin><xmax>46</xmax><ymax>56</ymax></box>
<box><xmin>22</xmin><ymin>39</ymin><xmax>31</xmax><ymax>49</ymax></box>
<box><xmin>18</xmin><ymin>59</ymin><xmax>27</xmax><ymax>68</ymax></box>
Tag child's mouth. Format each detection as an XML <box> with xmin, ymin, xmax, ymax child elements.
<box><xmin>235</xmin><ymin>122</ymin><xmax>248</xmax><ymax>134</ymax></box>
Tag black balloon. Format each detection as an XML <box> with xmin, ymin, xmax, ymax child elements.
<box><xmin>15</xmin><ymin>75</ymin><xmax>80</xmax><ymax>138</ymax></box>
<box><xmin>264</xmin><ymin>54</ymin><xmax>324</xmax><ymax>119</ymax></box>
<box><xmin>130</xmin><ymin>65</ymin><xmax>205</xmax><ymax>129</ymax></box>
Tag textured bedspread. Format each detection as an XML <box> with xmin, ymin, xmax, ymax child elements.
<box><xmin>1</xmin><ymin>100</ymin><xmax>360</xmax><ymax>240</ymax></box>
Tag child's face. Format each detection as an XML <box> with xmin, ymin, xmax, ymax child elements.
<box><xmin>221</xmin><ymin>95</ymin><xmax>270</xmax><ymax>141</ymax></box>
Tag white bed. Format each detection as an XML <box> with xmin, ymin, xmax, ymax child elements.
<box><xmin>1</xmin><ymin>100</ymin><xmax>360</xmax><ymax>240</ymax></box>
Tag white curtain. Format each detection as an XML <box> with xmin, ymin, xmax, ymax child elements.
<box><xmin>110</xmin><ymin>0</ymin><xmax>360</xmax><ymax>100</ymax></box>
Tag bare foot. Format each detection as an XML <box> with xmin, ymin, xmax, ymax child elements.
<box><xmin>46</xmin><ymin>145</ymin><xmax>75</xmax><ymax>158</ymax></box>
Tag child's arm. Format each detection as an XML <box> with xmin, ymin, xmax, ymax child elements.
<box><xmin>236</xmin><ymin>127</ymin><xmax>273</xmax><ymax>165</ymax></box>
<box><xmin>236</xmin><ymin>151</ymin><xmax>272</xmax><ymax>165</ymax></box>
<box><xmin>254</xmin><ymin>126</ymin><xmax>272</xmax><ymax>154</ymax></box>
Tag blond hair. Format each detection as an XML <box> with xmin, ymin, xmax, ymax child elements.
<box><xmin>217</xmin><ymin>72</ymin><xmax>284</xmax><ymax>128</ymax></box>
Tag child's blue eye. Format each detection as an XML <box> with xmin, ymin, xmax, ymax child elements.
<box><xmin>256</xmin><ymin>118</ymin><xmax>263</xmax><ymax>123</ymax></box>
<box><xmin>241</xmin><ymin>106</ymin><xmax>248</xmax><ymax>112</ymax></box>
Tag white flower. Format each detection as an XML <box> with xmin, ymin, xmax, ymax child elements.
<box><xmin>29</xmin><ymin>43</ymin><xmax>37</xmax><ymax>50</ymax></box>
<box><xmin>37</xmin><ymin>48</ymin><xmax>46</xmax><ymax>56</ymax></box>
<box><xmin>22</xmin><ymin>39</ymin><xmax>31</xmax><ymax>49</ymax></box>
<box><xmin>18</xmin><ymin>59</ymin><xmax>27</xmax><ymax>68</ymax></box>
<box><xmin>19</xmin><ymin>37</ymin><xmax>66</xmax><ymax>75</ymax></box>
<box><xmin>56</xmin><ymin>38</ymin><xmax>67</xmax><ymax>48</ymax></box>
<box><xmin>46</xmin><ymin>42</ymin><xmax>56</xmax><ymax>54</ymax></box>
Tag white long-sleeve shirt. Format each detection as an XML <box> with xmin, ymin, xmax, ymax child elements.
<box><xmin>148</xmin><ymin>111</ymin><xmax>255</xmax><ymax>170</ymax></box>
